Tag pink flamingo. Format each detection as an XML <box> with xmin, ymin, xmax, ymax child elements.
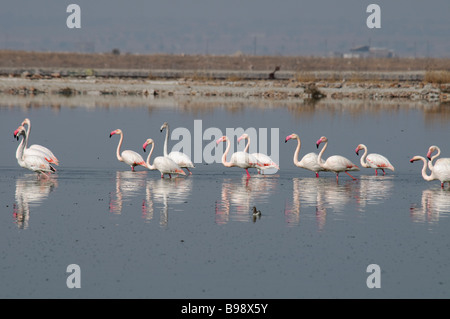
<box><xmin>410</xmin><ymin>155</ymin><xmax>450</xmax><ymax>188</ymax></box>
<box><xmin>160</xmin><ymin>122</ymin><xmax>195</xmax><ymax>175</ymax></box>
<box><xmin>316</xmin><ymin>136</ymin><xmax>359</xmax><ymax>182</ymax></box>
<box><xmin>237</xmin><ymin>133</ymin><xmax>279</xmax><ymax>174</ymax></box>
<box><xmin>355</xmin><ymin>144</ymin><xmax>395</xmax><ymax>175</ymax></box>
<box><xmin>142</xmin><ymin>138</ymin><xmax>186</xmax><ymax>178</ymax></box>
<box><xmin>19</xmin><ymin>118</ymin><xmax>59</xmax><ymax>165</ymax></box>
<box><xmin>285</xmin><ymin>133</ymin><xmax>325</xmax><ymax>177</ymax></box>
<box><xmin>110</xmin><ymin>129</ymin><xmax>146</xmax><ymax>171</ymax></box>
<box><xmin>216</xmin><ymin>136</ymin><xmax>261</xmax><ymax>178</ymax></box>
<box><xmin>14</xmin><ymin>126</ymin><xmax>56</xmax><ymax>178</ymax></box>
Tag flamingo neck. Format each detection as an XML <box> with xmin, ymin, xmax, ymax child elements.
<box><xmin>16</xmin><ymin>132</ymin><xmax>26</xmax><ymax>164</ymax></box>
<box><xmin>163</xmin><ymin>125</ymin><xmax>169</xmax><ymax>157</ymax></box>
<box><xmin>418</xmin><ymin>156</ymin><xmax>435</xmax><ymax>181</ymax></box>
<box><xmin>293</xmin><ymin>137</ymin><xmax>301</xmax><ymax>166</ymax></box>
<box><xmin>317</xmin><ymin>141</ymin><xmax>328</xmax><ymax>168</ymax></box>
<box><xmin>244</xmin><ymin>136</ymin><xmax>250</xmax><ymax>153</ymax></box>
<box><xmin>116</xmin><ymin>133</ymin><xmax>124</xmax><ymax>162</ymax></box>
<box><xmin>221</xmin><ymin>138</ymin><xmax>233</xmax><ymax>167</ymax></box>
<box><xmin>359</xmin><ymin>145</ymin><xmax>370</xmax><ymax>168</ymax></box>
<box><xmin>145</xmin><ymin>143</ymin><xmax>156</xmax><ymax>170</ymax></box>
<box><xmin>429</xmin><ymin>147</ymin><xmax>441</xmax><ymax>169</ymax></box>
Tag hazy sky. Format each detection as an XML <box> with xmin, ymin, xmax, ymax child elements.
<box><xmin>1</xmin><ymin>0</ymin><xmax>449</xmax><ymax>57</ymax></box>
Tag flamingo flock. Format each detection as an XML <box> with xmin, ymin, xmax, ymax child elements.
<box><xmin>11</xmin><ymin>118</ymin><xmax>450</xmax><ymax>188</ymax></box>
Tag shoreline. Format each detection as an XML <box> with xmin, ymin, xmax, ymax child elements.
<box><xmin>0</xmin><ymin>70</ymin><xmax>447</xmax><ymax>103</ymax></box>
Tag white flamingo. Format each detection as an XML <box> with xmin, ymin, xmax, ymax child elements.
<box><xmin>14</xmin><ymin>126</ymin><xmax>56</xmax><ymax>178</ymax></box>
<box><xmin>110</xmin><ymin>129</ymin><xmax>146</xmax><ymax>171</ymax></box>
<box><xmin>160</xmin><ymin>122</ymin><xmax>195</xmax><ymax>175</ymax></box>
<box><xmin>410</xmin><ymin>155</ymin><xmax>450</xmax><ymax>188</ymax></box>
<box><xmin>237</xmin><ymin>133</ymin><xmax>279</xmax><ymax>174</ymax></box>
<box><xmin>20</xmin><ymin>118</ymin><xmax>59</xmax><ymax>165</ymax></box>
<box><xmin>13</xmin><ymin>126</ymin><xmax>52</xmax><ymax>168</ymax></box>
<box><xmin>316</xmin><ymin>136</ymin><xmax>359</xmax><ymax>182</ymax></box>
<box><xmin>142</xmin><ymin>138</ymin><xmax>186</xmax><ymax>178</ymax></box>
<box><xmin>426</xmin><ymin>145</ymin><xmax>450</xmax><ymax>171</ymax></box>
<box><xmin>355</xmin><ymin>144</ymin><xmax>395</xmax><ymax>176</ymax></box>
<box><xmin>216</xmin><ymin>136</ymin><xmax>261</xmax><ymax>178</ymax></box>
<box><xmin>285</xmin><ymin>133</ymin><xmax>325</xmax><ymax>177</ymax></box>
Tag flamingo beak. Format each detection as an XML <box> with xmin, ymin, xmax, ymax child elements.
<box><xmin>143</xmin><ymin>142</ymin><xmax>148</xmax><ymax>152</ymax></box>
<box><xmin>237</xmin><ymin>137</ymin><xmax>243</xmax><ymax>143</ymax></box>
<box><xmin>355</xmin><ymin>149</ymin><xmax>359</xmax><ymax>156</ymax></box>
<box><xmin>216</xmin><ymin>137</ymin><xmax>224</xmax><ymax>145</ymax></box>
<box><xmin>285</xmin><ymin>136</ymin><xmax>291</xmax><ymax>143</ymax></box>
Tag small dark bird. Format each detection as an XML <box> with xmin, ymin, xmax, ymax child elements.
<box><xmin>252</xmin><ymin>206</ymin><xmax>261</xmax><ymax>216</ymax></box>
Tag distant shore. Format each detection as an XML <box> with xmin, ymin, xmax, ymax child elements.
<box><xmin>0</xmin><ymin>50</ymin><xmax>449</xmax><ymax>103</ymax></box>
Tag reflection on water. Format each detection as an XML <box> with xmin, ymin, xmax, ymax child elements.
<box><xmin>109</xmin><ymin>171</ymin><xmax>147</xmax><ymax>214</ymax></box>
<box><xmin>215</xmin><ymin>175</ymin><xmax>278</xmax><ymax>224</ymax></box>
<box><xmin>410</xmin><ymin>188</ymin><xmax>450</xmax><ymax>224</ymax></box>
<box><xmin>143</xmin><ymin>177</ymin><xmax>192</xmax><ymax>227</ymax></box>
<box><xmin>13</xmin><ymin>174</ymin><xmax>58</xmax><ymax>229</ymax></box>
<box><xmin>356</xmin><ymin>175</ymin><xmax>394</xmax><ymax>212</ymax></box>
<box><xmin>109</xmin><ymin>171</ymin><xmax>192</xmax><ymax>227</ymax></box>
<box><xmin>284</xmin><ymin>176</ymin><xmax>393</xmax><ymax>229</ymax></box>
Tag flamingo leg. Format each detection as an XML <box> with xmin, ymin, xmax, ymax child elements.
<box><xmin>186</xmin><ymin>168</ymin><xmax>192</xmax><ymax>175</ymax></box>
<box><xmin>161</xmin><ymin>174</ymin><xmax>164</xmax><ymax>179</ymax></box>
<box><xmin>245</xmin><ymin>169</ymin><xmax>251</xmax><ymax>178</ymax></box>
<box><xmin>345</xmin><ymin>171</ymin><xmax>357</xmax><ymax>180</ymax></box>
<box><xmin>316</xmin><ymin>172</ymin><xmax>319</xmax><ymax>178</ymax></box>
<box><xmin>375</xmin><ymin>169</ymin><xmax>378</xmax><ymax>176</ymax></box>
<box><xmin>382</xmin><ymin>169</ymin><xmax>386</xmax><ymax>176</ymax></box>
<box><xmin>169</xmin><ymin>174</ymin><xmax>172</xmax><ymax>179</ymax></box>
<box><xmin>131</xmin><ymin>166</ymin><xmax>135</xmax><ymax>172</ymax></box>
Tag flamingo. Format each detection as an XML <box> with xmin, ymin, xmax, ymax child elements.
<box><xmin>426</xmin><ymin>145</ymin><xmax>450</xmax><ymax>171</ymax></box>
<box><xmin>142</xmin><ymin>138</ymin><xmax>186</xmax><ymax>178</ymax></box>
<box><xmin>410</xmin><ymin>155</ymin><xmax>450</xmax><ymax>188</ymax></box>
<box><xmin>13</xmin><ymin>126</ymin><xmax>52</xmax><ymax>168</ymax></box>
<box><xmin>216</xmin><ymin>136</ymin><xmax>261</xmax><ymax>178</ymax></box>
<box><xmin>14</xmin><ymin>126</ymin><xmax>56</xmax><ymax>178</ymax></box>
<box><xmin>285</xmin><ymin>133</ymin><xmax>325</xmax><ymax>177</ymax></box>
<box><xmin>110</xmin><ymin>129</ymin><xmax>146</xmax><ymax>171</ymax></box>
<box><xmin>316</xmin><ymin>136</ymin><xmax>359</xmax><ymax>182</ymax></box>
<box><xmin>20</xmin><ymin>118</ymin><xmax>59</xmax><ymax>165</ymax></box>
<box><xmin>237</xmin><ymin>133</ymin><xmax>279</xmax><ymax>174</ymax></box>
<box><xmin>355</xmin><ymin>144</ymin><xmax>395</xmax><ymax>176</ymax></box>
<box><xmin>160</xmin><ymin>122</ymin><xmax>195</xmax><ymax>175</ymax></box>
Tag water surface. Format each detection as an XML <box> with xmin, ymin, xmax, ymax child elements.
<box><xmin>1</xmin><ymin>97</ymin><xmax>450</xmax><ymax>298</ymax></box>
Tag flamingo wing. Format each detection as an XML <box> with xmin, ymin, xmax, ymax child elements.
<box><xmin>325</xmin><ymin>155</ymin><xmax>359</xmax><ymax>172</ymax></box>
<box><xmin>153</xmin><ymin>156</ymin><xmax>186</xmax><ymax>175</ymax></box>
<box><xmin>29</xmin><ymin>144</ymin><xmax>59</xmax><ymax>165</ymax></box>
<box><xmin>23</xmin><ymin>154</ymin><xmax>56</xmax><ymax>174</ymax></box>
<box><xmin>168</xmin><ymin>151</ymin><xmax>195</xmax><ymax>168</ymax></box>
<box><xmin>366</xmin><ymin>153</ymin><xmax>394</xmax><ymax>171</ymax></box>
<box><xmin>121</xmin><ymin>150</ymin><xmax>145</xmax><ymax>167</ymax></box>
<box><xmin>299</xmin><ymin>152</ymin><xmax>325</xmax><ymax>172</ymax></box>
<box><xmin>433</xmin><ymin>159</ymin><xmax>450</xmax><ymax>183</ymax></box>
<box><xmin>252</xmin><ymin>153</ymin><xmax>279</xmax><ymax>170</ymax></box>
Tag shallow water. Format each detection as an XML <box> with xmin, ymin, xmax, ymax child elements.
<box><xmin>1</xmin><ymin>97</ymin><xmax>450</xmax><ymax>298</ymax></box>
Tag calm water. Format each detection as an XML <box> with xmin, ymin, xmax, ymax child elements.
<box><xmin>1</xmin><ymin>96</ymin><xmax>450</xmax><ymax>298</ymax></box>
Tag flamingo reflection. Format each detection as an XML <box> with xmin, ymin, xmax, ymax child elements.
<box><xmin>109</xmin><ymin>171</ymin><xmax>147</xmax><ymax>214</ymax></box>
<box><xmin>143</xmin><ymin>177</ymin><xmax>192</xmax><ymax>227</ymax></box>
<box><xmin>284</xmin><ymin>177</ymin><xmax>358</xmax><ymax>230</ymax></box>
<box><xmin>13</xmin><ymin>174</ymin><xmax>58</xmax><ymax>229</ymax></box>
<box><xmin>410</xmin><ymin>188</ymin><xmax>450</xmax><ymax>224</ymax></box>
<box><xmin>355</xmin><ymin>175</ymin><xmax>394</xmax><ymax>212</ymax></box>
<box><xmin>215</xmin><ymin>175</ymin><xmax>277</xmax><ymax>224</ymax></box>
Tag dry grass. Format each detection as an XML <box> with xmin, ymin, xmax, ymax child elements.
<box><xmin>424</xmin><ymin>71</ymin><xmax>450</xmax><ymax>84</ymax></box>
